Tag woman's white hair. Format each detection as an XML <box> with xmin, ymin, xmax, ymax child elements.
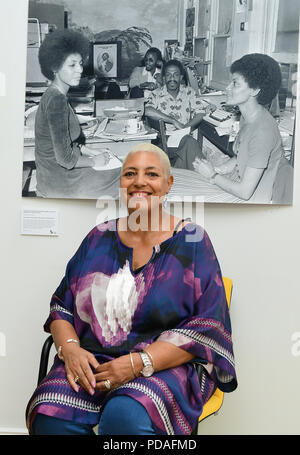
<box><xmin>122</xmin><ymin>143</ymin><xmax>171</xmax><ymax>178</ymax></box>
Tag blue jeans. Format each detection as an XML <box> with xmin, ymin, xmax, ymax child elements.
<box><xmin>32</xmin><ymin>395</ymin><xmax>156</xmax><ymax>435</ymax></box>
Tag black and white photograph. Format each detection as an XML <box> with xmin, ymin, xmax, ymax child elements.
<box><xmin>22</xmin><ymin>0</ymin><xmax>299</xmax><ymax>204</ymax></box>
<box><xmin>93</xmin><ymin>41</ymin><xmax>120</xmax><ymax>78</ymax></box>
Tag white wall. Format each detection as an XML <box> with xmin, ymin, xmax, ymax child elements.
<box><xmin>1</xmin><ymin>1</ymin><xmax>300</xmax><ymax>434</ymax></box>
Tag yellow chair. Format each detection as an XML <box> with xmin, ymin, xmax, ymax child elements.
<box><xmin>197</xmin><ymin>276</ymin><xmax>233</xmax><ymax>424</ymax></box>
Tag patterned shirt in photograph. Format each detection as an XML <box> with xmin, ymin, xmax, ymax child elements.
<box><xmin>146</xmin><ymin>84</ymin><xmax>207</xmax><ymax>132</ymax></box>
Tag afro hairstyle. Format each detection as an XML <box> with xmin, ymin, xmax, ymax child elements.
<box><xmin>38</xmin><ymin>29</ymin><xmax>90</xmax><ymax>81</ymax></box>
<box><xmin>230</xmin><ymin>53</ymin><xmax>282</xmax><ymax>106</ymax></box>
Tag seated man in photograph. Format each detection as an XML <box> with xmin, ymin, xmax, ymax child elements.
<box><xmin>144</xmin><ymin>59</ymin><xmax>215</xmax><ymax>169</ymax></box>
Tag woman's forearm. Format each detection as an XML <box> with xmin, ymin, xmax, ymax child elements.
<box><xmin>214</xmin><ymin>165</ymin><xmax>264</xmax><ymax>200</ymax></box>
<box><xmin>138</xmin><ymin>341</ymin><xmax>195</xmax><ymax>373</ymax></box>
<box><xmin>50</xmin><ymin>320</ymin><xmax>79</xmax><ymax>351</ymax></box>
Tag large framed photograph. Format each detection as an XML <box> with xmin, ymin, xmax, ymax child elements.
<box><xmin>22</xmin><ymin>0</ymin><xmax>298</xmax><ymax>205</ymax></box>
<box><xmin>93</xmin><ymin>41</ymin><xmax>121</xmax><ymax>79</ymax></box>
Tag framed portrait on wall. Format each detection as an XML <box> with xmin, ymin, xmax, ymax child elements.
<box><xmin>93</xmin><ymin>41</ymin><xmax>121</xmax><ymax>78</ymax></box>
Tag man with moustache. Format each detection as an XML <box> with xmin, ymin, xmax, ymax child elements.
<box><xmin>145</xmin><ymin>59</ymin><xmax>215</xmax><ymax>169</ymax></box>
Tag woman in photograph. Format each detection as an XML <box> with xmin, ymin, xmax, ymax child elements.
<box><xmin>26</xmin><ymin>143</ymin><xmax>237</xmax><ymax>435</ymax></box>
<box><xmin>193</xmin><ymin>53</ymin><xmax>284</xmax><ymax>203</ymax></box>
<box><xmin>128</xmin><ymin>47</ymin><xmax>163</xmax><ymax>98</ymax></box>
<box><xmin>35</xmin><ymin>29</ymin><xmax>120</xmax><ymax>199</ymax></box>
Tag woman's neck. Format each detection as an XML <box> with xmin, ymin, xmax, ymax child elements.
<box><xmin>239</xmin><ymin>100</ymin><xmax>263</xmax><ymax>124</ymax></box>
<box><xmin>51</xmin><ymin>79</ymin><xmax>69</xmax><ymax>96</ymax></box>
<box><xmin>119</xmin><ymin>211</ymin><xmax>177</xmax><ymax>243</ymax></box>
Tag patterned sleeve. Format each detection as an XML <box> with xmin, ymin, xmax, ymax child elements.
<box><xmin>157</xmin><ymin>228</ymin><xmax>237</xmax><ymax>392</ymax></box>
<box><xmin>43</xmin><ymin>234</ymin><xmax>91</xmax><ymax>333</ymax></box>
<box><xmin>188</xmin><ymin>88</ymin><xmax>206</xmax><ymax>117</ymax></box>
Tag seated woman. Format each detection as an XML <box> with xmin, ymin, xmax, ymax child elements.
<box><xmin>25</xmin><ymin>143</ymin><xmax>237</xmax><ymax>436</ymax></box>
<box><xmin>35</xmin><ymin>29</ymin><xmax>121</xmax><ymax>199</ymax></box>
<box><xmin>193</xmin><ymin>53</ymin><xmax>283</xmax><ymax>203</ymax></box>
<box><xmin>128</xmin><ymin>47</ymin><xmax>163</xmax><ymax>99</ymax></box>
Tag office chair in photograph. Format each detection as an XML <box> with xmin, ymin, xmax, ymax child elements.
<box><xmin>144</xmin><ymin>116</ymin><xmax>169</xmax><ymax>153</ymax></box>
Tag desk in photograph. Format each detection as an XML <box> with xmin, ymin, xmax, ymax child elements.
<box><xmin>169</xmin><ymin>168</ymin><xmax>245</xmax><ymax>204</ymax></box>
<box><xmin>22</xmin><ymin>128</ymin><xmax>157</xmax><ymax>196</ymax></box>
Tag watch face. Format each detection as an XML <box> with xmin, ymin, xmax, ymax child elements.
<box><xmin>142</xmin><ymin>365</ymin><xmax>154</xmax><ymax>377</ymax></box>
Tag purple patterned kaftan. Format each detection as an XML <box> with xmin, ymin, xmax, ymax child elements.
<box><xmin>26</xmin><ymin>220</ymin><xmax>237</xmax><ymax>435</ymax></box>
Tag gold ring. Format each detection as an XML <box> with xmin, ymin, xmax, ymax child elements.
<box><xmin>74</xmin><ymin>375</ymin><xmax>79</xmax><ymax>383</ymax></box>
<box><xmin>104</xmin><ymin>379</ymin><xmax>111</xmax><ymax>390</ymax></box>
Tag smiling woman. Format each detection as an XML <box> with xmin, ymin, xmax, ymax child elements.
<box><xmin>26</xmin><ymin>142</ymin><xmax>237</xmax><ymax>435</ymax></box>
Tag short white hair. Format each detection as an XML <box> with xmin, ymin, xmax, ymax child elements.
<box><xmin>122</xmin><ymin>143</ymin><xmax>171</xmax><ymax>178</ymax></box>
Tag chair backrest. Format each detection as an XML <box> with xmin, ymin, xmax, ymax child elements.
<box><xmin>196</xmin><ymin>276</ymin><xmax>233</xmax><ymax>427</ymax></box>
<box><xmin>222</xmin><ymin>276</ymin><xmax>233</xmax><ymax>309</ymax></box>
<box><xmin>271</xmin><ymin>156</ymin><xmax>294</xmax><ymax>204</ymax></box>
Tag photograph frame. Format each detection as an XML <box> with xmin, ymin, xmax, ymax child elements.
<box><xmin>92</xmin><ymin>40</ymin><xmax>121</xmax><ymax>79</ymax></box>
<box><xmin>22</xmin><ymin>0</ymin><xmax>298</xmax><ymax>205</ymax></box>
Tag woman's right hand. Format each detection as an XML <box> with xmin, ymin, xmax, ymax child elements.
<box><xmin>62</xmin><ymin>343</ymin><xmax>100</xmax><ymax>395</ymax></box>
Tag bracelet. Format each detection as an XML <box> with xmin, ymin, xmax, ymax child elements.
<box><xmin>143</xmin><ymin>349</ymin><xmax>155</xmax><ymax>370</ymax></box>
<box><xmin>129</xmin><ymin>352</ymin><xmax>138</xmax><ymax>378</ymax></box>
<box><xmin>57</xmin><ymin>339</ymin><xmax>80</xmax><ymax>361</ymax></box>
<box><xmin>66</xmin><ymin>338</ymin><xmax>80</xmax><ymax>345</ymax></box>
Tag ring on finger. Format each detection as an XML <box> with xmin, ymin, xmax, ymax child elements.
<box><xmin>74</xmin><ymin>375</ymin><xmax>79</xmax><ymax>384</ymax></box>
<box><xmin>104</xmin><ymin>379</ymin><xmax>111</xmax><ymax>390</ymax></box>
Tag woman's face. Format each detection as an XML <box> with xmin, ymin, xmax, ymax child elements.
<box><xmin>144</xmin><ymin>52</ymin><xmax>157</xmax><ymax>72</ymax></box>
<box><xmin>55</xmin><ymin>53</ymin><xmax>83</xmax><ymax>88</ymax></box>
<box><xmin>120</xmin><ymin>151</ymin><xmax>173</xmax><ymax>214</ymax></box>
<box><xmin>226</xmin><ymin>72</ymin><xmax>258</xmax><ymax>106</ymax></box>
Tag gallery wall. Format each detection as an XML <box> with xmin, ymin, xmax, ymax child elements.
<box><xmin>0</xmin><ymin>1</ymin><xmax>300</xmax><ymax>434</ymax></box>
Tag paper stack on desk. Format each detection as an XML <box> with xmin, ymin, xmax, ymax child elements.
<box><xmin>167</xmin><ymin>127</ymin><xmax>191</xmax><ymax>147</ymax></box>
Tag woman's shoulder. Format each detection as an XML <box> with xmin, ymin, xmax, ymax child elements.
<box><xmin>42</xmin><ymin>86</ymin><xmax>68</xmax><ymax>110</ymax></box>
<box><xmin>172</xmin><ymin>220</ymin><xmax>207</xmax><ymax>247</ymax></box>
<box><xmin>87</xmin><ymin>220</ymin><xmax>117</xmax><ymax>241</ymax></box>
<box><xmin>257</xmin><ymin>107</ymin><xmax>279</xmax><ymax>129</ymax></box>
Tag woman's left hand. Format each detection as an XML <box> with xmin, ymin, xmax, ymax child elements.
<box><xmin>193</xmin><ymin>158</ymin><xmax>215</xmax><ymax>179</ymax></box>
<box><xmin>94</xmin><ymin>354</ymin><xmax>141</xmax><ymax>392</ymax></box>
